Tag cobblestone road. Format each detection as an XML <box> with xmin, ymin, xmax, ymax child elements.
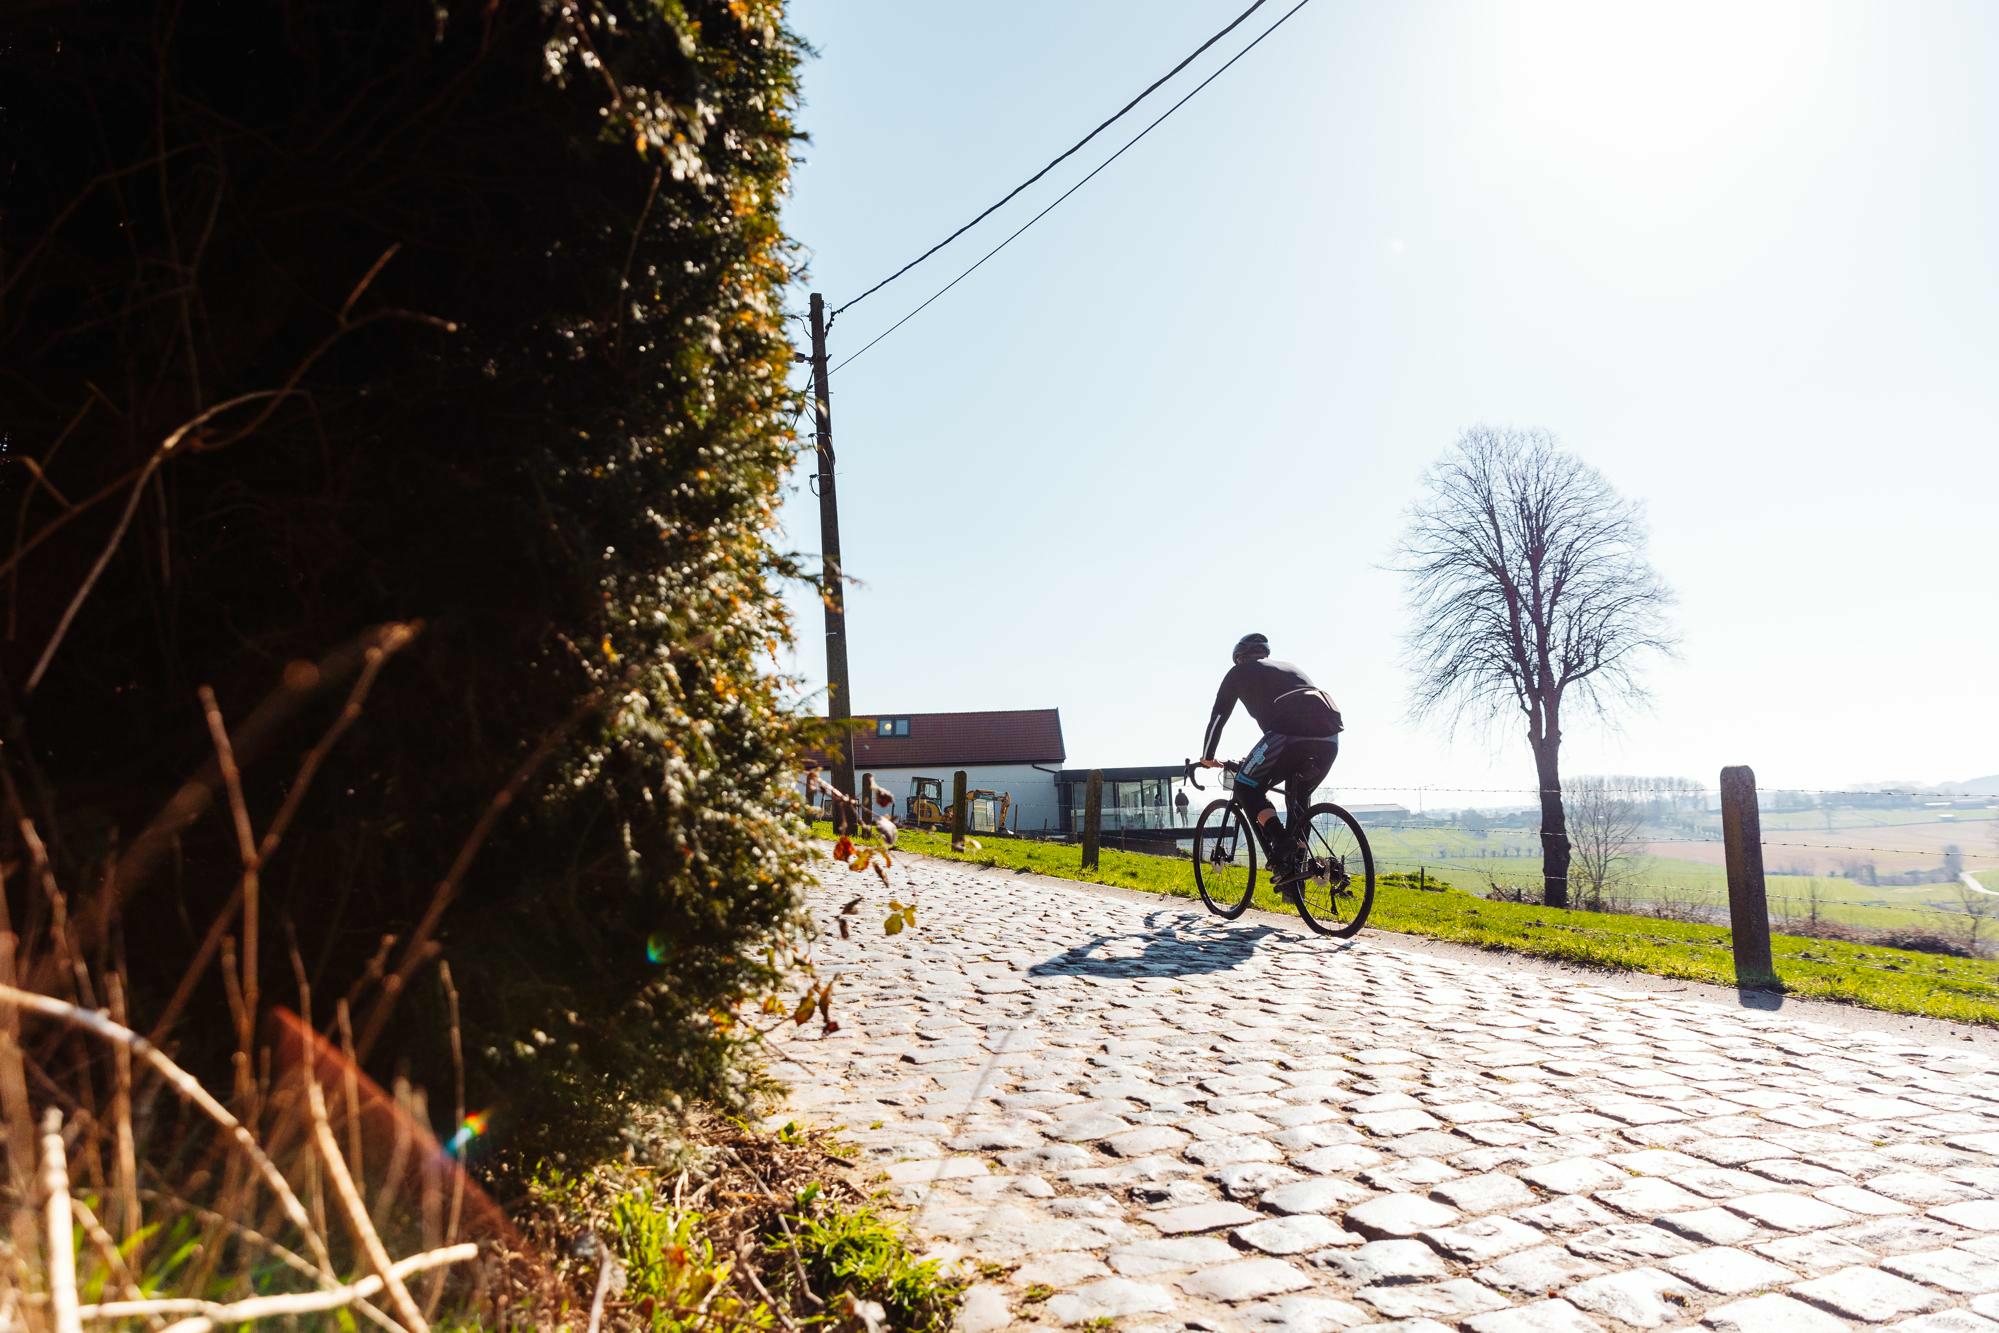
<box><xmin>771</xmin><ymin>857</ymin><xmax>1999</xmax><ymax>1332</ymax></box>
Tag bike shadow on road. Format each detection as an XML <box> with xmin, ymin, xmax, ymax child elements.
<box><xmin>1026</xmin><ymin>911</ymin><xmax>1290</xmax><ymax>980</ymax></box>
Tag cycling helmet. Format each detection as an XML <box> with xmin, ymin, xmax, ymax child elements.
<box><xmin>1232</xmin><ymin>633</ymin><xmax>1270</xmax><ymax>663</ymax></box>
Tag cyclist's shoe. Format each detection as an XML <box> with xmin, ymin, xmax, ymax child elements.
<box><xmin>1268</xmin><ymin>839</ymin><xmax>1305</xmax><ymax>884</ymax></box>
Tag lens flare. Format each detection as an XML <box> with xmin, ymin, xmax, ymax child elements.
<box><xmin>447</xmin><ymin>1110</ymin><xmax>491</xmax><ymax>1158</ymax></box>
<box><xmin>646</xmin><ymin>932</ymin><xmax>668</xmax><ymax>963</ymax></box>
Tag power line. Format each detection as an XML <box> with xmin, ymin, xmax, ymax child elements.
<box><xmin>831</xmin><ymin>0</ymin><xmax>1320</xmax><ymax>376</ymax></box>
<box><xmin>830</xmin><ymin>0</ymin><xmax>1274</xmax><ymax>321</ymax></box>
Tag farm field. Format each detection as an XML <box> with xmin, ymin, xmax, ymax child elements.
<box><xmin>1254</xmin><ymin>820</ymin><xmax>1997</xmax><ymax>939</ymax></box>
<box><xmin>1758</xmin><ymin>806</ymin><xmax>1998</xmax><ymax>831</ymax></box>
<box><xmin>1662</xmin><ymin>811</ymin><xmax>1997</xmax><ymax>878</ymax></box>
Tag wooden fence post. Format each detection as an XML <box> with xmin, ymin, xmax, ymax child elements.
<box><xmin>1081</xmin><ymin>769</ymin><xmax>1103</xmax><ymax>870</ymax></box>
<box><xmin>860</xmin><ymin>773</ymin><xmax>875</xmax><ymax>836</ymax></box>
<box><xmin>1720</xmin><ymin>765</ymin><xmax>1777</xmax><ymax>988</ymax></box>
<box><xmin>950</xmin><ymin>770</ymin><xmax>968</xmax><ymax>853</ymax></box>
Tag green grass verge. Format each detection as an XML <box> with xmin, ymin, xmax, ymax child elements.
<box><xmin>827</xmin><ymin>824</ymin><xmax>1999</xmax><ymax>1027</ymax></box>
<box><xmin>531</xmin><ymin>1129</ymin><xmax>963</xmax><ymax>1332</ymax></box>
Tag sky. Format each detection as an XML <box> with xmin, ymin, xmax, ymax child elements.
<box><xmin>773</xmin><ymin>0</ymin><xmax>1999</xmax><ymax>809</ymax></box>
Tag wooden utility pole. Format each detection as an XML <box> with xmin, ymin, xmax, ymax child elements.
<box><xmin>1719</xmin><ymin>765</ymin><xmax>1777</xmax><ymax>989</ymax></box>
<box><xmin>808</xmin><ymin>293</ymin><xmax>856</xmax><ymax>807</ymax></box>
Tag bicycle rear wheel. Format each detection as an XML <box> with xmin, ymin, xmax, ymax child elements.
<box><xmin>1193</xmin><ymin>799</ymin><xmax>1257</xmax><ymax>918</ymax></box>
<box><xmin>1294</xmin><ymin>803</ymin><xmax>1374</xmax><ymax>937</ymax></box>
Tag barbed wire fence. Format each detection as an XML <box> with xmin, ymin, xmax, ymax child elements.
<box><xmin>809</xmin><ymin>763</ymin><xmax>1997</xmax><ymax>970</ymax></box>
<box><xmin>1313</xmin><ymin>773</ymin><xmax>1997</xmax><ymax>967</ymax></box>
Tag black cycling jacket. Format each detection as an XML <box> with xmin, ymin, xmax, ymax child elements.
<box><xmin>1202</xmin><ymin>658</ymin><xmax>1342</xmax><ymax>760</ymax></box>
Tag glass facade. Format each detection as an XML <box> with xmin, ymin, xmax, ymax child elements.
<box><xmin>1061</xmin><ymin>775</ymin><xmax>1186</xmax><ymax>831</ymax></box>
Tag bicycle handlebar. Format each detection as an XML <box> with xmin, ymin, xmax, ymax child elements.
<box><xmin>1182</xmin><ymin>757</ymin><xmax>1239</xmax><ymax>791</ymax></box>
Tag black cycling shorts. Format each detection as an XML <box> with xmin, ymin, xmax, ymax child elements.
<box><xmin>1236</xmin><ymin>733</ymin><xmax>1339</xmax><ymax>823</ymax></box>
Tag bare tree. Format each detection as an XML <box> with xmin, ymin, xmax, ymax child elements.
<box><xmin>1566</xmin><ymin>776</ymin><xmax>1646</xmax><ymax>910</ymax></box>
<box><xmin>1398</xmin><ymin>427</ymin><xmax>1677</xmax><ymax>908</ymax></box>
<box><xmin>1954</xmin><ymin>878</ymin><xmax>1996</xmax><ymax>956</ymax></box>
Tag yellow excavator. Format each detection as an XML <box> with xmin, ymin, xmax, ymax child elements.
<box><xmin>906</xmin><ymin>777</ymin><xmax>1011</xmax><ymax>834</ymax></box>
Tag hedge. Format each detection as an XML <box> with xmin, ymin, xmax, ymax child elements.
<box><xmin>2</xmin><ymin>0</ymin><xmax>815</xmax><ymax>1157</ymax></box>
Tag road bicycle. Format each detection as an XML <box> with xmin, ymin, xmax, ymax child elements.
<box><xmin>1183</xmin><ymin>758</ymin><xmax>1375</xmax><ymax>938</ymax></box>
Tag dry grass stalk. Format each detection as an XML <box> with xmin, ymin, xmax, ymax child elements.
<box><xmin>260</xmin><ymin>629</ymin><xmax>414</xmax><ymax>864</ymax></box>
<box><xmin>64</xmin><ymin>1197</ymin><xmax>151</xmax><ymax>1321</ymax></box>
<box><xmin>357</xmin><ymin>686</ymin><xmax>609</xmax><ymax>1058</ymax></box>
<box><xmin>0</xmin><ymin>983</ymin><xmax>335</xmax><ymax>1277</ymax></box>
<box><xmin>197</xmin><ymin>685</ymin><xmax>262</xmax><ymax>1112</ymax></box>
<box><xmin>372</xmin><ymin>1079</ymin><xmax>416</xmax><ymax>1228</ymax></box>
<box><xmin>99</xmin><ymin>977</ymin><xmax>138</xmax><ymax>1242</ymax></box>
<box><xmin>61</xmin><ymin>624</ymin><xmax>417</xmax><ymax>1008</ymax></box>
<box><xmin>336</xmin><ymin>1000</ymin><xmax>366</xmax><ymax>1185</ymax></box>
<box><xmin>304</xmin><ymin>1069</ymin><xmax>429</xmax><ymax>1332</ymax></box>
<box><xmin>74</xmin><ymin>1241</ymin><xmax>477</xmax><ymax>1331</ymax></box>
<box><xmin>22</xmin><ymin>252</ymin><xmax>448</xmax><ymax>700</ymax></box>
<box><xmin>41</xmin><ymin>1107</ymin><xmax>82</xmax><ymax>1333</ymax></box>
<box><xmin>1</xmin><ymin>915</ymin><xmax>42</xmax><ymax>1288</ymax></box>
<box><xmin>422</xmin><ymin>964</ymin><xmax>468</xmax><ymax>1322</ymax></box>
<box><xmin>22</xmin><ymin>391</ymin><xmax>273</xmax><ymax>696</ymax></box>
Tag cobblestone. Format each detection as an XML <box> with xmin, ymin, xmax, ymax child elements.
<box><xmin>1477</xmin><ymin>1244</ymin><xmax>1606</xmax><ymax>1295</ymax></box>
<box><xmin>1347</xmin><ymin>1193</ymin><xmax>1461</xmax><ymax>1238</ymax></box>
<box><xmin>1462</xmin><ymin>1298</ymin><xmax>1605</xmax><ymax>1332</ymax></box>
<box><xmin>1792</xmin><ymin>1263</ymin><xmax>1946</xmax><ymax>1321</ymax></box>
<box><xmin>1236</xmin><ymin>1213</ymin><xmax>1349</xmax><ymax>1255</ymax></box>
<box><xmin>1660</xmin><ymin>1244</ymin><xmax>1794</xmax><ymax>1295</ymax></box>
<box><xmin>1562</xmin><ymin>1265</ymin><xmax>1700</xmax><ymax>1328</ymax></box>
<box><xmin>1328</xmin><ymin>1239</ymin><xmax>1452</xmax><ymax>1285</ymax></box>
<box><xmin>1106</xmin><ymin>1236</ymin><xmax>1238</xmax><ymax>1278</ymax></box>
<box><xmin>1885</xmin><ymin>1245</ymin><xmax>1999</xmax><ymax>1294</ymax></box>
<box><xmin>772</xmin><ymin>857</ymin><xmax>1999</xmax><ymax>1330</ymax></box>
<box><xmin>1703</xmin><ymin>1291</ymin><xmax>1852</xmax><ymax>1331</ymax></box>
<box><xmin>1419</xmin><ymin>1215</ymin><xmax>1546</xmax><ymax>1264</ymax></box>
<box><xmin>1356</xmin><ymin>1277</ymin><xmax>1511</xmax><ymax>1319</ymax></box>
<box><xmin>1179</xmin><ymin>1258</ymin><xmax>1314</xmax><ymax>1302</ymax></box>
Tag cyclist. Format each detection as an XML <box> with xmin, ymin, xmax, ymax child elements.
<box><xmin>1197</xmin><ymin>633</ymin><xmax>1343</xmax><ymax>883</ymax></box>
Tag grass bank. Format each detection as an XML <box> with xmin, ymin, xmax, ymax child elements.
<box><xmin>521</xmin><ymin>1113</ymin><xmax>962</xmax><ymax>1331</ymax></box>
<box><xmin>829</xmin><ymin>825</ymin><xmax>1999</xmax><ymax>1027</ymax></box>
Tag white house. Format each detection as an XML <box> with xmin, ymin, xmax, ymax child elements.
<box><xmin>816</xmin><ymin>708</ymin><xmax>1068</xmax><ymax>833</ymax></box>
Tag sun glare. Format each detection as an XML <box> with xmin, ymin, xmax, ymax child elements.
<box><xmin>1497</xmin><ymin>0</ymin><xmax>1819</xmax><ymax>164</ymax></box>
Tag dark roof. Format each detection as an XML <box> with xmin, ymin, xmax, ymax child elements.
<box><xmin>812</xmin><ymin>709</ymin><xmax>1065</xmax><ymax>770</ymax></box>
<box><xmin>1055</xmin><ymin>766</ymin><xmax>1185</xmax><ymax>783</ymax></box>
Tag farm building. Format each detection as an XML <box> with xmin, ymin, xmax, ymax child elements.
<box><xmin>1342</xmin><ymin>802</ymin><xmax>1412</xmax><ymax>825</ymax></box>
<box><xmin>811</xmin><ymin>708</ymin><xmax>1068</xmax><ymax>833</ymax></box>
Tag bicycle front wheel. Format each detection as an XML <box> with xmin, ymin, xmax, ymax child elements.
<box><xmin>1295</xmin><ymin>803</ymin><xmax>1375</xmax><ymax>937</ymax></box>
<box><xmin>1193</xmin><ymin>799</ymin><xmax>1257</xmax><ymax>918</ymax></box>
